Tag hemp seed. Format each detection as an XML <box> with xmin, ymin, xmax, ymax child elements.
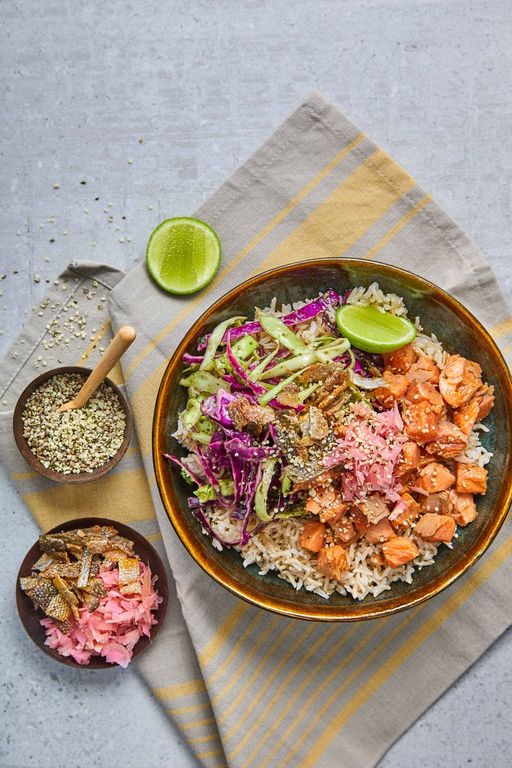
<box><xmin>21</xmin><ymin>373</ymin><xmax>126</xmax><ymax>474</ymax></box>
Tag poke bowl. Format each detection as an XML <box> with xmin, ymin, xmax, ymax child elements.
<box><xmin>153</xmin><ymin>259</ymin><xmax>512</xmax><ymax>621</ymax></box>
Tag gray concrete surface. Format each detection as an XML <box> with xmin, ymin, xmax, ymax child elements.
<box><xmin>1</xmin><ymin>1</ymin><xmax>511</xmax><ymax>766</ymax></box>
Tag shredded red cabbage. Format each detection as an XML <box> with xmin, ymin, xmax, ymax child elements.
<box><xmin>163</xmin><ymin>453</ymin><xmax>204</xmax><ymax>485</ymax></box>
<box><xmin>182</xmin><ymin>353</ymin><xmax>203</xmax><ymax>365</ymax></box>
<box><xmin>201</xmin><ymin>389</ymin><xmax>236</xmax><ymax>428</ymax></box>
<box><xmin>197</xmin><ymin>290</ymin><xmax>342</xmax><ymax>350</ymax></box>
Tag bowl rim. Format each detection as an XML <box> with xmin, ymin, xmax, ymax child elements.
<box><xmin>152</xmin><ymin>258</ymin><xmax>512</xmax><ymax>621</ymax></box>
<box><xmin>12</xmin><ymin>366</ymin><xmax>132</xmax><ymax>484</ymax></box>
<box><xmin>16</xmin><ymin>516</ymin><xmax>169</xmax><ymax>669</ymax></box>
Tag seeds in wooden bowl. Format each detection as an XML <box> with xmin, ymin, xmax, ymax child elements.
<box><xmin>21</xmin><ymin>373</ymin><xmax>126</xmax><ymax>474</ymax></box>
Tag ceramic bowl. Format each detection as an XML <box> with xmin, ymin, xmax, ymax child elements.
<box><xmin>16</xmin><ymin>517</ymin><xmax>169</xmax><ymax>668</ymax></box>
<box><xmin>153</xmin><ymin>259</ymin><xmax>512</xmax><ymax>621</ymax></box>
<box><xmin>13</xmin><ymin>366</ymin><xmax>132</xmax><ymax>484</ymax></box>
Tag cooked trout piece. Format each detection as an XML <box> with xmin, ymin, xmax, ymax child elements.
<box><xmin>439</xmin><ymin>355</ymin><xmax>482</xmax><ymax>407</ymax></box>
<box><xmin>298</xmin><ymin>521</ymin><xmax>326</xmax><ymax>553</ymax></box>
<box><xmin>299</xmin><ymin>405</ymin><xmax>329</xmax><ymax>442</ymax></box>
<box><xmin>418</xmin><ymin>462</ymin><xmax>455</xmax><ymax>493</ymax></box>
<box><xmin>316</xmin><ymin>545</ymin><xmax>348</xmax><ymax>580</ymax></box>
<box><xmin>449</xmin><ymin>491</ymin><xmax>477</xmax><ymax>526</ymax></box>
<box><xmin>425</xmin><ymin>420</ymin><xmax>467</xmax><ymax>458</ymax></box>
<box><xmin>373</xmin><ymin>371</ymin><xmax>409</xmax><ymax>409</ymax></box>
<box><xmin>381</xmin><ymin>537</ymin><xmax>419</xmax><ymax>568</ymax></box>
<box><xmin>415</xmin><ymin>512</ymin><xmax>456</xmax><ymax>543</ymax></box>
<box><xmin>455</xmin><ymin>463</ymin><xmax>488</xmax><ymax>494</ymax></box>
<box><xmin>227</xmin><ymin>395</ymin><xmax>274</xmax><ymax>433</ymax></box>
<box><xmin>383</xmin><ymin>344</ymin><xmax>415</xmax><ymax>374</ymax></box>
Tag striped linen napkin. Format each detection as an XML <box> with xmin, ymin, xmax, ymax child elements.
<box><xmin>2</xmin><ymin>93</ymin><xmax>511</xmax><ymax>768</ymax></box>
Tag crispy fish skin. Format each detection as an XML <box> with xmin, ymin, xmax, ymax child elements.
<box><xmin>25</xmin><ymin>525</ymin><xmax>140</xmax><ymax>632</ymax></box>
<box><xmin>118</xmin><ymin>557</ymin><xmax>141</xmax><ymax>587</ymax></box>
<box><xmin>25</xmin><ymin>578</ymin><xmax>58</xmax><ymax>610</ymax></box>
<box><xmin>120</xmin><ymin>581</ymin><xmax>142</xmax><ymax>596</ymax></box>
<box><xmin>41</xmin><ymin>561</ymin><xmax>82</xmax><ymax>579</ymax></box>
<box><xmin>31</xmin><ymin>553</ymin><xmax>54</xmax><ymax>573</ymax></box>
<box><xmin>76</xmin><ymin>551</ymin><xmax>92</xmax><ymax>588</ymax></box>
<box><xmin>19</xmin><ymin>576</ymin><xmax>40</xmax><ymax>593</ymax></box>
<box><xmin>79</xmin><ymin>577</ymin><xmax>106</xmax><ymax>597</ymax></box>
<box><xmin>52</xmin><ymin>576</ymin><xmax>80</xmax><ymax>620</ymax></box>
<box><xmin>39</xmin><ymin>526</ymin><xmax>134</xmax><ymax>557</ymax></box>
<box><xmin>45</xmin><ymin>593</ymin><xmax>72</xmax><ymax>622</ymax></box>
<box><xmin>20</xmin><ymin>576</ymin><xmax>72</xmax><ymax>622</ymax></box>
<box><xmin>80</xmin><ymin>591</ymin><xmax>100</xmax><ymax>611</ymax></box>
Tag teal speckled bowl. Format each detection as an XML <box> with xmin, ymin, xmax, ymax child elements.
<box><xmin>153</xmin><ymin>259</ymin><xmax>512</xmax><ymax>621</ymax></box>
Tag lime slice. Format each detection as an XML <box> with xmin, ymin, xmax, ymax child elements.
<box><xmin>335</xmin><ymin>304</ymin><xmax>416</xmax><ymax>353</ymax></box>
<box><xmin>146</xmin><ymin>217</ymin><xmax>221</xmax><ymax>295</ymax></box>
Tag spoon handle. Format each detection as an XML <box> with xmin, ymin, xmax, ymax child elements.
<box><xmin>71</xmin><ymin>326</ymin><xmax>136</xmax><ymax>408</ymax></box>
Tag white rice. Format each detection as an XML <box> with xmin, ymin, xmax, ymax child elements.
<box><xmin>178</xmin><ymin>283</ymin><xmax>493</xmax><ymax>600</ymax></box>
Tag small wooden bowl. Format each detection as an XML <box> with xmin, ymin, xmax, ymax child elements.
<box><xmin>12</xmin><ymin>366</ymin><xmax>132</xmax><ymax>484</ymax></box>
<box><xmin>16</xmin><ymin>517</ymin><xmax>169</xmax><ymax>669</ymax></box>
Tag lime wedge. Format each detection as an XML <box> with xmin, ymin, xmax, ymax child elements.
<box><xmin>146</xmin><ymin>217</ymin><xmax>221</xmax><ymax>295</ymax></box>
<box><xmin>335</xmin><ymin>304</ymin><xmax>416</xmax><ymax>353</ymax></box>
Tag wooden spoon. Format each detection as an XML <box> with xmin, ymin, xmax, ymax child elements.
<box><xmin>59</xmin><ymin>326</ymin><xmax>136</xmax><ymax>412</ymax></box>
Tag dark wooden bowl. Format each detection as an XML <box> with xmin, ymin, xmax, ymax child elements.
<box><xmin>153</xmin><ymin>258</ymin><xmax>512</xmax><ymax>622</ymax></box>
<box><xmin>16</xmin><ymin>517</ymin><xmax>169</xmax><ymax>669</ymax></box>
<box><xmin>12</xmin><ymin>366</ymin><xmax>132</xmax><ymax>484</ymax></box>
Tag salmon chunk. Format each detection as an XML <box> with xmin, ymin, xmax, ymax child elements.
<box><xmin>415</xmin><ymin>513</ymin><xmax>456</xmax><ymax>543</ymax></box>
<box><xmin>365</xmin><ymin>518</ymin><xmax>396</xmax><ymax>544</ymax></box>
<box><xmin>298</xmin><ymin>521</ymin><xmax>326</xmax><ymax>553</ymax></box>
<box><xmin>383</xmin><ymin>344</ymin><xmax>416</xmax><ymax>374</ymax></box>
<box><xmin>390</xmin><ymin>492</ymin><xmax>421</xmax><ymax>530</ymax></box>
<box><xmin>350</xmin><ymin>508</ymin><xmax>369</xmax><ymax>536</ymax></box>
<box><xmin>420</xmin><ymin>491</ymin><xmax>453</xmax><ymax>517</ymax></box>
<box><xmin>439</xmin><ymin>355</ymin><xmax>482</xmax><ymax>408</ymax></box>
<box><xmin>358</xmin><ymin>495</ymin><xmax>389</xmax><ymax>524</ymax></box>
<box><xmin>305</xmin><ymin>491</ymin><xmax>346</xmax><ymax>523</ymax></box>
<box><xmin>425</xmin><ymin>420</ymin><xmax>468</xmax><ymax>459</ymax></box>
<box><xmin>316</xmin><ymin>545</ymin><xmax>348</xmax><ymax>580</ymax></box>
<box><xmin>373</xmin><ymin>371</ymin><xmax>410</xmax><ymax>409</ymax></box>
<box><xmin>453</xmin><ymin>398</ymin><xmax>480</xmax><ymax>435</ymax></box>
<box><xmin>418</xmin><ymin>462</ymin><xmax>456</xmax><ymax>493</ymax></box>
<box><xmin>408</xmin><ymin>357</ymin><xmax>440</xmax><ymax>384</ymax></box>
<box><xmin>402</xmin><ymin>401</ymin><xmax>440</xmax><ymax>443</ymax></box>
<box><xmin>473</xmin><ymin>383</ymin><xmax>495</xmax><ymax>419</ymax></box>
<box><xmin>449</xmin><ymin>491</ymin><xmax>477</xmax><ymax>526</ymax></box>
<box><xmin>330</xmin><ymin>519</ymin><xmax>357</xmax><ymax>546</ymax></box>
<box><xmin>396</xmin><ymin>441</ymin><xmax>421</xmax><ymax>476</ymax></box>
<box><xmin>405</xmin><ymin>380</ymin><xmax>446</xmax><ymax>416</ymax></box>
<box><xmin>381</xmin><ymin>537</ymin><xmax>419</xmax><ymax>568</ymax></box>
<box><xmin>456</xmin><ymin>463</ymin><xmax>488</xmax><ymax>494</ymax></box>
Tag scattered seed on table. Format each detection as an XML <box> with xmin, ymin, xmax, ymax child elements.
<box><xmin>52</xmin><ymin>182</ymin><xmax>60</xmax><ymax>189</ymax></box>
<box><xmin>21</xmin><ymin>373</ymin><xmax>126</xmax><ymax>474</ymax></box>
<box><xmin>34</xmin><ymin>274</ymin><xmax>41</xmax><ymax>283</ymax></box>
